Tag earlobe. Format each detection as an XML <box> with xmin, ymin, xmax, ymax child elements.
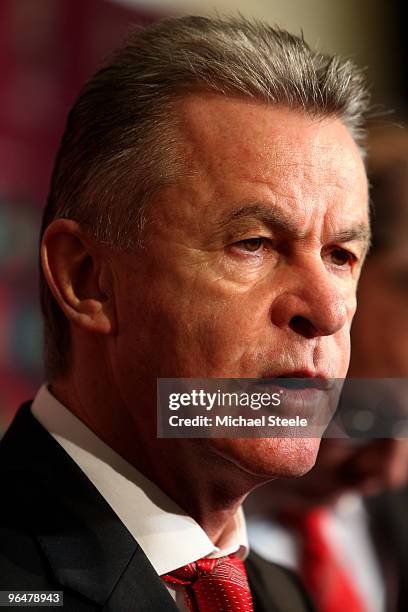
<box><xmin>41</xmin><ymin>219</ymin><xmax>116</xmax><ymax>336</ymax></box>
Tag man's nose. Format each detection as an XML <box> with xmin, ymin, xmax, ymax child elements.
<box><xmin>270</xmin><ymin>267</ymin><xmax>348</xmax><ymax>339</ymax></box>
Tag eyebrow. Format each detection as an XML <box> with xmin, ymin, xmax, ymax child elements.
<box><xmin>217</xmin><ymin>203</ymin><xmax>299</xmax><ymax>235</ymax></box>
<box><xmin>216</xmin><ymin>202</ymin><xmax>371</xmax><ymax>251</ymax></box>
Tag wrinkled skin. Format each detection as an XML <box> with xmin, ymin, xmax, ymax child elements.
<box><xmin>110</xmin><ymin>96</ymin><xmax>369</xmax><ymax>479</ymax></box>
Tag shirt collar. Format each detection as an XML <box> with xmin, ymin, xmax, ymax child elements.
<box><xmin>31</xmin><ymin>384</ymin><xmax>248</xmax><ymax>575</ymax></box>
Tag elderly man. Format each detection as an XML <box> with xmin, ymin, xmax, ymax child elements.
<box><xmin>0</xmin><ymin>15</ymin><xmax>370</xmax><ymax>612</ymax></box>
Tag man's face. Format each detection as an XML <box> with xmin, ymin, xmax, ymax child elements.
<box><xmin>111</xmin><ymin>96</ymin><xmax>369</xmax><ymax>478</ymax></box>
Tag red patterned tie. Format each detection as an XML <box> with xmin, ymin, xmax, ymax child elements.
<box><xmin>161</xmin><ymin>554</ymin><xmax>254</xmax><ymax>611</ymax></box>
<box><xmin>287</xmin><ymin>509</ymin><xmax>366</xmax><ymax>612</ymax></box>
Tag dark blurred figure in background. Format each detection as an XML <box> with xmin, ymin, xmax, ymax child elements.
<box><xmin>246</xmin><ymin>125</ymin><xmax>408</xmax><ymax>612</ymax></box>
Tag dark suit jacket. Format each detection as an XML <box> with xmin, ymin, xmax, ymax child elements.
<box><xmin>0</xmin><ymin>402</ymin><xmax>313</xmax><ymax>612</ymax></box>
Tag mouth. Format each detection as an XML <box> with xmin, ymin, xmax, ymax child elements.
<box><xmin>235</xmin><ymin>370</ymin><xmax>340</xmax><ymax>436</ymax></box>
<box><xmin>255</xmin><ymin>370</ymin><xmax>334</xmax><ymax>391</ymax></box>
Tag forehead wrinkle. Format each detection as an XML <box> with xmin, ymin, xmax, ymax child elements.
<box><xmin>246</xmin><ymin>135</ymin><xmax>366</xmax><ymax>190</ymax></box>
<box><xmin>214</xmin><ymin>202</ymin><xmax>308</xmax><ymax>239</ymax></box>
<box><xmin>246</xmin><ymin>172</ymin><xmax>361</xmax><ymax>207</ymax></box>
<box><xmin>213</xmin><ymin>202</ymin><xmax>370</xmax><ymax>246</ymax></box>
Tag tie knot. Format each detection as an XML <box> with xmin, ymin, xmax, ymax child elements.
<box><xmin>164</xmin><ymin>554</ymin><xmax>247</xmax><ymax>586</ymax></box>
<box><xmin>162</xmin><ymin>554</ymin><xmax>254</xmax><ymax>611</ymax></box>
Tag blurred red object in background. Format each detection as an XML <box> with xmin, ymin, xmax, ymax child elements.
<box><xmin>0</xmin><ymin>0</ymin><xmax>160</xmax><ymax>434</ymax></box>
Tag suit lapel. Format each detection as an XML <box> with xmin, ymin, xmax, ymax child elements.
<box><xmin>1</xmin><ymin>403</ymin><xmax>177</xmax><ymax>610</ymax></box>
<box><xmin>245</xmin><ymin>551</ymin><xmax>314</xmax><ymax>612</ymax></box>
<box><xmin>2</xmin><ymin>403</ymin><xmax>312</xmax><ymax>612</ymax></box>
<box><xmin>101</xmin><ymin>546</ymin><xmax>177</xmax><ymax>611</ymax></box>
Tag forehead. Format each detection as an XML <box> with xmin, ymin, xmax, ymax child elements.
<box><xmin>178</xmin><ymin>94</ymin><xmax>363</xmax><ymax>173</ymax></box>
<box><xmin>174</xmin><ymin>94</ymin><xmax>368</xmax><ymax>227</ymax></box>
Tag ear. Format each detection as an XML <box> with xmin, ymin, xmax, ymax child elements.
<box><xmin>41</xmin><ymin>219</ymin><xmax>117</xmax><ymax>335</ymax></box>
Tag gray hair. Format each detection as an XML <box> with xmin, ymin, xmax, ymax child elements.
<box><xmin>40</xmin><ymin>14</ymin><xmax>370</xmax><ymax>379</ymax></box>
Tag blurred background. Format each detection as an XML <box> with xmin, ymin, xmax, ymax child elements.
<box><xmin>1</xmin><ymin>0</ymin><xmax>407</xmax><ymax>433</ymax></box>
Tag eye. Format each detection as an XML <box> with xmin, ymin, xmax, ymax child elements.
<box><xmin>329</xmin><ymin>247</ymin><xmax>357</xmax><ymax>268</ymax></box>
<box><xmin>235</xmin><ymin>237</ymin><xmax>264</xmax><ymax>253</ymax></box>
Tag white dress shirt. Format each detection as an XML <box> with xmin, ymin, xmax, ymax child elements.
<box><xmin>31</xmin><ymin>385</ymin><xmax>248</xmax><ymax>611</ymax></box>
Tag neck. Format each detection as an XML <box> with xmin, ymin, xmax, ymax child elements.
<box><xmin>136</xmin><ymin>438</ymin><xmax>259</xmax><ymax>543</ymax></box>
<box><xmin>50</xmin><ymin>374</ymin><xmax>263</xmax><ymax>545</ymax></box>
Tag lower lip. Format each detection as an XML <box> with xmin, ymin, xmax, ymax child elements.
<box><xmin>250</xmin><ymin>381</ymin><xmax>334</xmax><ymax>418</ymax></box>
<box><xmin>256</xmin><ymin>376</ymin><xmax>333</xmax><ymax>389</ymax></box>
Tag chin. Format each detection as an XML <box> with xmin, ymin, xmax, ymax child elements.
<box><xmin>210</xmin><ymin>437</ymin><xmax>321</xmax><ymax>480</ymax></box>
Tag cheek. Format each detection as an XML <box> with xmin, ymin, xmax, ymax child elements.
<box><xmin>347</xmin><ymin>294</ymin><xmax>358</xmax><ymax>322</ymax></box>
<box><xmin>189</xmin><ymin>293</ymin><xmax>273</xmax><ymax>376</ymax></box>
<box><xmin>117</xmin><ymin>266</ymin><xmax>273</xmax><ymax>378</ymax></box>
<box><xmin>322</xmin><ymin>316</ymin><xmax>352</xmax><ymax>378</ymax></box>
<box><xmin>161</xmin><ymin>257</ymin><xmax>277</xmax><ymax>374</ymax></box>
<box><xmin>342</xmin><ymin>332</ymin><xmax>351</xmax><ymax>361</ymax></box>
<box><xmin>333</xmin><ymin>332</ymin><xmax>351</xmax><ymax>377</ymax></box>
